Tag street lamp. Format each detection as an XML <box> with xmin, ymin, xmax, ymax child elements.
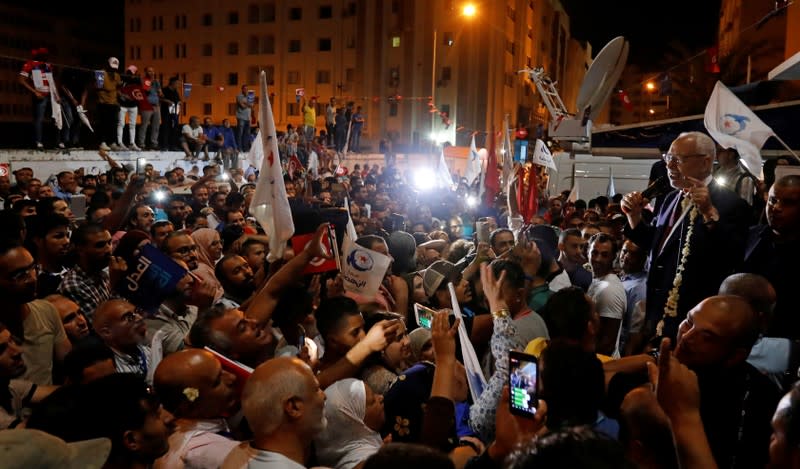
<box><xmin>645</xmin><ymin>81</ymin><xmax>656</xmax><ymax>92</ymax></box>
<box><xmin>462</xmin><ymin>3</ymin><xmax>477</xmax><ymax>17</ymax></box>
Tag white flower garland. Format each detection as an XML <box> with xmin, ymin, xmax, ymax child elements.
<box><xmin>656</xmin><ymin>199</ymin><xmax>698</xmax><ymax>337</ymax></box>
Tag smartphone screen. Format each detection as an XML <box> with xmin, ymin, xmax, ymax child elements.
<box><xmin>508</xmin><ymin>350</ymin><xmax>538</xmax><ymax>417</ymax></box>
<box><xmin>69</xmin><ymin>194</ymin><xmax>87</xmax><ymax>221</ymax></box>
<box><xmin>414</xmin><ymin>303</ymin><xmax>437</xmax><ymax>329</ymax></box>
<box><xmin>476</xmin><ymin>221</ymin><xmax>490</xmax><ymax>243</ymax></box>
<box><xmin>136</xmin><ymin>157</ymin><xmax>147</xmax><ymax>176</ymax></box>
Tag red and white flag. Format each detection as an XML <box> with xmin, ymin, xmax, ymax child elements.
<box><xmin>290</xmin><ymin>224</ymin><xmax>339</xmax><ymax>274</ymax></box>
<box><xmin>250</xmin><ymin>70</ymin><xmax>295</xmax><ymax>262</ymax></box>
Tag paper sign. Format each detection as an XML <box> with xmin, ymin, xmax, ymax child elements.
<box><xmin>183</xmin><ymin>83</ymin><xmax>192</xmax><ymax>99</ymax></box>
<box><xmin>290</xmin><ymin>224</ymin><xmax>340</xmax><ymax>274</ymax></box>
<box><xmin>295</xmin><ymin>88</ymin><xmax>305</xmax><ymax>97</ymax></box>
<box><xmin>247</xmin><ymin>90</ymin><xmax>256</xmax><ymax>104</ymax></box>
<box><xmin>340</xmin><ymin>236</ymin><xmax>391</xmax><ymax>299</ymax></box>
<box><xmin>94</xmin><ymin>70</ymin><xmax>105</xmax><ymax>89</ymax></box>
<box><xmin>116</xmin><ymin>244</ymin><xmax>188</xmax><ymax>313</ymax></box>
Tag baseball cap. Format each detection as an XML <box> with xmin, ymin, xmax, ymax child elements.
<box><xmin>108</xmin><ymin>57</ymin><xmax>119</xmax><ymax>69</ymax></box>
<box><xmin>0</xmin><ymin>429</ymin><xmax>111</xmax><ymax>469</ymax></box>
<box><xmin>126</xmin><ymin>65</ymin><xmax>138</xmax><ymax>74</ymax></box>
<box><xmin>422</xmin><ymin>260</ymin><xmax>461</xmax><ymax>298</ymax></box>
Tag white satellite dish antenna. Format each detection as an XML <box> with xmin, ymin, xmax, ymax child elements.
<box><xmin>576</xmin><ymin>36</ymin><xmax>629</xmax><ymax>122</ymax></box>
<box><xmin>523</xmin><ymin>36</ymin><xmax>629</xmax><ymax>147</ymax></box>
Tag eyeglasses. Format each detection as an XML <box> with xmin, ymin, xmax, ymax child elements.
<box><xmin>8</xmin><ymin>264</ymin><xmax>37</xmax><ymax>283</ymax></box>
<box><xmin>663</xmin><ymin>153</ymin><xmax>708</xmax><ymax>165</ymax></box>
<box><xmin>174</xmin><ymin>245</ymin><xmax>198</xmax><ymax>255</ymax></box>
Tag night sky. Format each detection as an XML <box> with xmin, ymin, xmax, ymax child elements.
<box><xmin>562</xmin><ymin>0</ymin><xmax>723</xmax><ymax>70</ymax></box>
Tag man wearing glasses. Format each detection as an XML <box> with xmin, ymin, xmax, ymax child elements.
<box><xmin>94</xmin><ymin>298</ymin><xmax>152</xmax><ymax>381</ymax></box>
<box><xmin>621</xmin><ymin>131</ymin><xmax>750</xmax><ymax>347</ymax></box>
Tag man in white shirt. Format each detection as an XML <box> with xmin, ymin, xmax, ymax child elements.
<box><xmin>181</xmin><ymin>116</ymin><xmax>208</xmax><ymax>160</ymax></box>
<box><xmin>586</xmin><ymin>233</ymin><xmax>626</xmax><ymax>358</ymax></box>
<box><xmin>222</xmin><ymin>357</ymin><xmax>327</xmax><ymax>469</ymax></box>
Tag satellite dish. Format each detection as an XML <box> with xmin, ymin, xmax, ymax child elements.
<box><xmin>576</xmin><ymin>36</ymin><xmax>629</xmax><ymax>121</ymax></box>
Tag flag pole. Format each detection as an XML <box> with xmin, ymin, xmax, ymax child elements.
<box><xmin>772</xmin><ymin>134</ymin><xmax>800</xmax><ymax>165</ymax></box>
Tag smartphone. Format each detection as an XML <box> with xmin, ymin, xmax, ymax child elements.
<box><xmin>136</xmin><ymin>157</ymin><xmax>147</xmax><ymax>176</ymax></box>
<box><xmin>476</xmin><ymin>220</ymin><xmax>490</xmax><ymax>243</ymax></box>
<box><xmin>69</xmin><ymin>194</ymin><xmax>87</xmax><ymax>221</ymax></box>
<box><xmin>508</xmin><ymin>350</ymin><xmax>539</xmax><ymax>418</ymax></box>
<box><xmin>414</xmin><ymin>303</ymin><xmax>438</xmax><ymax>329</ymax></box>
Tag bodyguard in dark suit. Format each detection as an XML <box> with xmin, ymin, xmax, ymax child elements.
<box><xmin>744</xmin><ymin>174</ymin><xmax>800</xmax><ymax>339</ymax></box>
<box><xmin>622</xmin><ymin>132</ymin><xmax>750</xmax><ymax>346</ymax></box>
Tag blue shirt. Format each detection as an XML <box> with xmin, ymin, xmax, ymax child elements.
<box><xmin>620</xmin><ymin>271</ymin><xmax>647</xmax><ymax>353</ymax></box>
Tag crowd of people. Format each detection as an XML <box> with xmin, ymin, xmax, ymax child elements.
<box><xmin>1</xmin><ymin>88</ymin><xmax>799</xmax><ymax>469</ymax></box>
<box><xmin>18</xmin><ymin>50</ymin><xmax>372</xmax><ymax>162</ymax></box>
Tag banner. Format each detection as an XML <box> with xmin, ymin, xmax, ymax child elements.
<box><xmin>94</xmin><ymin>70</ymin><xmax>105</xmax><ymax>89</ymax></box>
<box><xmin>247</xmin><ymin>90</ymin><xmax>256</xmax><ymax>105</ymax></box>
<box><xmin>531</xmin><ymin>139</ymin><xmax>556</xmax><ymax>170</ymax></box>
<box><xmin>340</xmin><ymin>236</ymin><xmax>391</xmax><ymax>299</ymax></box>
<box><xmin>290</xmin><ymin>224</ymin><xmax>340</xmax><ymax>275</ymax></box>
<box><xmin>183</xmin><ymin>83</ymin><xmax>192</xmax><ymax>99</ymax></box>
<box><xmin>117</xmin><ymin>244</ymin><xmax>188</xmax><ymax>313</ymax></box>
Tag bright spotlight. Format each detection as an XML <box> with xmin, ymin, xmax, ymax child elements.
<box><xmin>154</xmin><ymin>190</ymin><xmax>166</xmax><ymax>201</ymax></box>
<box><xmin>462</xmin><ymin>3</ymin><xmax>477</xmax><ymax>17</ymax></box>
<box><xmin>466</xmin><ymin>195</ymin><xmax>478</xmax><ymax>207</ymax></box>
<box><xmin>715</xmin><ymin>176</ymin><xmax>727</xmax><ymax>186</ymax></box>
<box><xmin>413</xmin><ymin>170</ymin><xmax>432</xmax><ymax>190</ymax></box>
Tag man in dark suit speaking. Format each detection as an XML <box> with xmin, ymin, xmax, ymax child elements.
<box><xmin>622</xmin><ymin>132</ymin><xmax>750</xmax><ymax>348</ymax></box>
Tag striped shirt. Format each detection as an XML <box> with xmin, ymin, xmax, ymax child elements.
<box><xmin>112</xmin><ymin>344</ymin><xmax>152</xmax><ymax>381</ymax></box>
<box><xmin>58</xmin><ymin>265</ymin><xmax>111</xmax><ymax>324</ymax></box>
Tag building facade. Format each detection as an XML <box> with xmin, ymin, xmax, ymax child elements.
<box><xmin>124</xmin><ymin>0</ymin><xmax>587</xmax><ymax>150</ymax></box>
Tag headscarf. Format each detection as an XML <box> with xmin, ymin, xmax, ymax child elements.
<box><xmin>388</xmin><ymin>231</ymin><xmax>417</xmax><ymax>275</ymax></box>
<box><xmin>408</xmin><ymin>328</ymin><xmax>432</xmax><ymax>363</ymax></box>
<box><xmin>315</xmin><ymin>379</ymin><xmax>383</xmax><ymax>469</ymax></box>
<box><xmin>190</xmin><ymin>228</ymin><xmax>220</xmax><ymax>268</ymax></box>
<box><xmin>113</xmin><ymin>230</ymin><xmax>151</xmax><ymax>265</ymax></box>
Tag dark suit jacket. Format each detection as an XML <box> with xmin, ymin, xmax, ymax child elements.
<box><xmin>625</xmin><ymin>181</ymin><xmax>750</xmax><ymax>340</ymax></box>
<box><xmin>744</xmin><ymin>224</ymin><xmax>800</xmax><ymax>339</ymax></box>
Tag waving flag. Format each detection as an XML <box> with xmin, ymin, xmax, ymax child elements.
<box><xmin>247</xmin><ymin>132</ymin><xmax>264</xmax><ymax>171</ymax></box>
<box><xmin>502</xmin><ymin>116</ymin><xmax>514</xmax><ymax>191</ymax></box>
<box><xmin>704</xmin><ymin>81</ymin><xmax>775</xmax><ymax>178</ymax></box>
<box><xmin>482</xmin><ymin>129</ymin><xmax>500</xmax><ymax>206</ymax></box>
<box><xmin>607</xmin><ymin>167</ymin><xmax>617</xmax><ymax>197</ymax></box>
<box><xmin>449</xmin><ymin>282</ymin><xmax>486</xmax><ymax>401</ymax></box>
<box><xmin>344</xmin><ymin>197</ymin><xmax>358</xmax><ymax>242</ymax></box>
<box><xmin>435</xmin><ymin>148</ymin><xmax>454</xmax><ymax>189</ymax></box>
<box><xmin>531</xmin><ymin>139</ymin><xmax>556</xmax><ymax>170</ymax></box>
<box><xmin>464</xmin><ymin>134</ymin><xmax>481</xmax><ymax>186</ymax></box>
<box><xmin>250</xmin><ymin>70</ymin><xmax>295</xmax><ymax>262</ymax></box>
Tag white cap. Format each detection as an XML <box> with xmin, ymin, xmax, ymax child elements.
<box><xmin>108</xmin><ymin>57</ymin><xmax>119</xmax><ymax>69</ymax></box>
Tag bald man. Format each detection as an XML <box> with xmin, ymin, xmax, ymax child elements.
<box><xmin>222</xmin><ymin>357</ymin><xmax>326</xmax><ymax>469</ymax></box>
<box><xmin>623</xmin><ymin>132</ymin><xmax>750</xmax><ymax>345</ymax></box>
<box><xmin>674</xmin><ymin>295</ymin><xmax>781</xmax><ymax>469</ymax></box>
<box><xmin>153</xmin><ymin>349</ymin><xmax>239</xmax><ymax>469</ymax></box>
<box><xmin>93</xmin><ymin>298</ymin><xmax>153</xmax><ymax>381</ymax></box>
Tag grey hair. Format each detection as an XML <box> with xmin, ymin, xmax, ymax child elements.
<box><xmin>242</xmin><ymin>361</ymin><xmax>309</xmax><ymax>436</ymax></box>
<box><xmin>677</xmin><ymin>131</ymin><xmax>717</xmax><ymax>161</ymax></box>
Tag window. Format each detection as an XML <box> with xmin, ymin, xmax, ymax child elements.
<box><xmin>287</xmin><ymin>102</ymin><xmax>299</xmax><ymax>116</ymax></box>
<box><xmin>316</xmin><ymin>70</ymin><xmax>331</xmax><ymax>84</ymax></box>
<box><xmin>248</xmin><ymin>4</ymin><xmax>259</xmax><ymax>23</ymax></box>
<box><xmin>174</xmin><ymin>44</ymin><xmax>186</xmax><ymax>58</ymax></box>
<box><xmin>440</xmin><ymin>104</ymin><xmax>450</xmax><ymax>115</ymax></box>
<box><xmin>202</xmin><ymin>13</ymin><xmax>213</xmax><ymax>26</ymax></box>
<box><xmin>129</xmin><ymin>17</ymin><xmax>142</xmax><ymax>32</ymax></box>
<box><xmin>261</xmin><ymin>3</ymin><xmax>276</xmax><ymax>21</ymax></box>
<box><xmin>443</xmin><ymin>32</ymin><xmax>454</xmax><ymax>46</ymax></box>
<box><xmin>288</xmin><ymin>40</ymin><xmax>301</xmax><ymax>53</ymax></box>
<box><xmin>318</xmin><ymin>38</ymin><xmax>332</xmax><ymax>51</ymax></box>
<box><xmin>248</xmin><ymin>36</ymin><xmax>260</xmax><ymax>55</ymax></box>
<box><xmin>389</xmin><ymin>67</ymin><xmax>400</xmax><ymax>87</ymax></box>
<box><xmin>228</xmin><ymin>42</ymin><xmax>239</xmax><ymax>55</ymax></box>
<box><xmin>151</xmin><ymin>16</ymin><xmax>163</xmax><ymax>31</ymax></box>
<box><xmin>347</xmin><ymin>2</ymin><xmax>357</xmax><ymax>16</ymax></box>
<box><xmin>202</xmin><ymin>43</ymin><xmax>213</xmax><ymax>56</ymax></box>
<box><xmin>288</xmin><ymin>71</ymin><xmax>300</xmax><ymax>84</ymax></box>
<box><xmin>441</xmin><ymin>66</ymin><xmax>451</xmax><ymax>81</ymax></box>
<box><xmin>228</xmin><ymin>11</ymin><xmax>239</xmax><ymax>24</ymax></box>
<box><xmin>289</xmin><ymin>7</ymin><xmax>302</xmax><ymax>20</ymax></box>
<box><xmin>389</xmin><ymin>102</ymin><xmax>398</xmax><ymax>116</ymax></box>
<box><xmin>202</xmin><ymin>73</ymin><xmax>212</xmax><ymax>86</ymax></box>
<box><xmin>346</xmin><ymin>68</ymin><xmax>355</xmax><ymax>82</ymax></box>
<box><xmin>505</xmin><ymin>72</ymin><xmax>515</xmax><ymax>87</ymax></box>
<box><xmin>346</xmin><ymin>36</ymin><xmax>356</xmax><ymax>48</ymax></box>
<box><xmin>392</xmin><ymin>0</ymin><xmax>401</xmax><ymax>14</ymax></box>
<box><xmin>391</xmin><ymin>36</ymin><xmax>400</xmax><ymax>48</ymax></box>
<box><xmin>228</xmin><ymin>73</ymin><xmax>239</xmax><ymax>85</ymax></box>
<box><xmin>261</xmin><ymin>35</ymin><xmax>275</xmax><ymax>54</ymax></box>
<box><xmin>264</xmin><ymin>66</ymin><xmax>275</xmax><ymax>84</ymax></box>
<box><xmin>247</xmin><ymin>66</ymin><xmax>259</xmax><ymax>85</ymax></box>
<box><xmin>203</xmin><ymin>103</ymin><xmax>212</xmax><ymax>115</ymax></box>
<box><xmin>175</xmin><ymin>15</ymin><xmax>187</xmax><ymax>29</ymax></box>
<box><xmin>151</xmin><ymin>45</ymin><xmax>164</xmax><ymax>59</ymax></box>
<box><xmin>319</xmin><ymin>5</ymin><xmax>332</xmax><ymax>18</ymax></box>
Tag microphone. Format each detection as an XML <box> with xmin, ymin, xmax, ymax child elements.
<box><xmin>641</xmin><ymin>176</ymin><xmax>670</xmax><ymax>201</ymax></box>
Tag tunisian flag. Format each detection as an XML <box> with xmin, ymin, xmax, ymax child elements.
<box><xmin>482</xmin><ymin>129</ymin><xmax>500</xmax><ymax>207</ymax></box>
<box><xmin>250</xmin><ymin>70</ymin><xmax>295</xmax><ymax>262</ymax></box>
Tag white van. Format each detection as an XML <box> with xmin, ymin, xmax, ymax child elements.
<box><xmin>549</xmin><ymin>153</ymin><xmax>660</xmax><ymax>199</ymax></box>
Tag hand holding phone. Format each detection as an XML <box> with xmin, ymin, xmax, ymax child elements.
<box><xmin>414</xmin><ymin>303</ymin><xmax>437</xmax><ymax>329</ymax></box>
<box><xmin>508</xmin><ymin>350</ymin><xmax>539</xmax><ymax>418</ymax></box>
<box><xmin>476</xmin><ymin>220</ymin><xmax>490</xmax><ymax>243</ymax></box>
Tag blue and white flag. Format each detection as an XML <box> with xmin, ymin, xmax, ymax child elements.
<box><xmin>531</xmin><ymin>139</ymin><xmax>556</xmax><ymax>170</ymax></box>
<box><xmin>704</xmin><ymin>81</ymin><xmax>775</xmax><ymax>178</ymax></box>
<box><xmin>607</xmin><ymin>167</ymin><xmax>616</xmax><ymax>197</ymax></box>
<box><xmin>118</xmin><ymin>244</ymin><xmax>188</xmax><ymax>313</ymax></box>
<box><xmin>449</xmin><ymin>283</ymin><xmax>486</xmax><ymax>402</ymax></box>
<box><xmin>464</xmin><ymin>135</ymin><xmax>481</xmax><ymax>186</ymax></box>
<box><xmin>340</xmin><ymin>236</ymin><xmax>391</xmax><ymax>299</ymax></box>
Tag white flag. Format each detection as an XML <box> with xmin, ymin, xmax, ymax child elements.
<box><xmin>567</xmin><ymin>178</ymin><xmax>580</xmax><ymax>203</ymax></box>
<box><xmin>531</xmin><ymin>139</ymin><xmax>556</xmax><ymax>170</ymax></box>
<box><xmin>46</xmin><ymin>73</ymin><xmax>62</xmax><ymax>130</ymax></box>
<box><xmin>343</xmin><ymin>197</ymin><xmax>358</xmax><ymax>242</ymax></box>
<box><xmin>436</xmin><ymin>148</ymin><xmax>454</xmax><ymax>188</ymax></box>
<box><xmin>704</xmin><ymin>81</ymin><xmax>775</xmax><ymax>178</ymax></box>
<box><xmin>465</xmin><ymin>135</ymin><xmax>482</xmax><ymax>186</ymax></box>
<box><xmin>246</xmin><ymin>131</ymin><xmax>264</xmax><ymax>170</ymax></box>
<box><xmin>502</xmin><ymin>117</ymin><xmax>514</xmax><ymax>191</ymax></box>
<box><xmin>250</xmin><ymin>71</ymin><xmax>295</xmax><ymax>262</ymax></box>
<box><xmin>607</xmin><ymin>167</ymin><xmax>616</xmax><ymax>197</ymax></box>
<box><xmin>340</xmin><ymin>236</ymin><xmax>391</xmax><ymax>299</ymax></box>
<box><xmin>449</xmin><ymin>283</ymin><xmax>486</xmax><ymax>401</ymax></box>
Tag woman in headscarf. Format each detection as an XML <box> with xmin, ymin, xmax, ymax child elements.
<box><xmin>360</xmin><ymin>311</ymin><xmax>412</xmax><ymax>395</ymax></box>
<box><xmin>315</xmin><ymin>378</ymin><xmax>385</xmax><ymax>469</ymax></box>
<box><xmin>189</xmin><ymin>228</ymin><xmax>224</xmax><ymax>301</ymax></box>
